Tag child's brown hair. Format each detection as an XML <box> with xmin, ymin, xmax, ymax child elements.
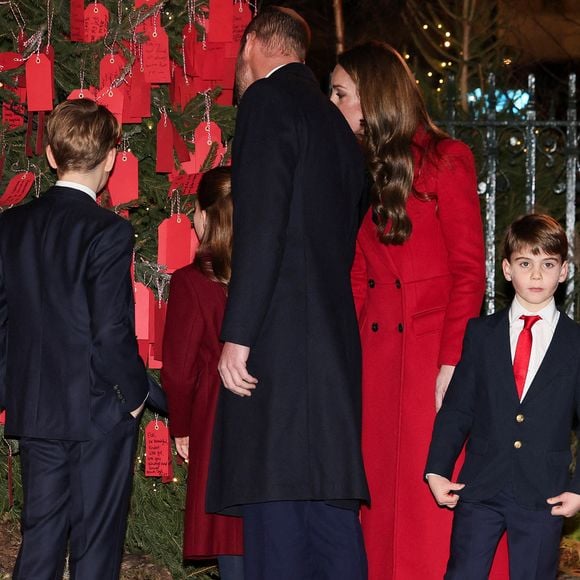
<box><xmin>46</xmin><ymin>99</ymin><xmax>120</xmax><ymax>174</ymax></box>
<box><xmin>503</xmin><ymin>213</ymin><xmax>568</xmax><ymax>262</ymax></box>
<box><xmin>193</xmin><ymin>166</ymin><xmax>233</xmax><ymax>286</ymax></box>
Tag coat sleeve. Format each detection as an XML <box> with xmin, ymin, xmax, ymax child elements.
<box><xmin>220</xmin><ymin>80</ymin><xmax>298</xmax><ymax>346</ymax></box>
<box><xmin>351</xmin><ymin>237</ymin><xmax>367</xmax><ymax>320</ymax></box>
<box><xmin>0</xmin><ymin>223</ymin><xmax>6</xmax><ymax>410</ymax></box>
<box><xmin>86</xmin><ymin>217</ymin><xmax>148</xmax><ymax>413</ymax></box>
<box><xmin>435</xmin><ymin>140</ymin><xmax>486</xmax><ymax>366</ymax></box>
<box><xmin>161</xmin><ymin>269</ymin><xmax>205</xmax><ymax>438</ymax></box>
<box><xmin>425</xmin><ymin>318</ymin><xmax>478</xmax><ymax>478</ymax></box>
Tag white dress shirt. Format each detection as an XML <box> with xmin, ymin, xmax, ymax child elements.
<box><xmin>509</xmin><ymin>296</ymin><xmax>559</xmax><ymax>401</ymax></box>
<box><xmin>56</xmin><ymin>180</ymin><xmax>97</xmax><ymax>202</ymax></box>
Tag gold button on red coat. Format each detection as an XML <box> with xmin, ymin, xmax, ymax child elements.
<box><xmin>514</xmin><ymin>440</ymin><xmax>522</xmax><ymax>449</ymax></box>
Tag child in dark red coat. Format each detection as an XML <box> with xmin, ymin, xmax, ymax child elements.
<box><xmin>162</xmin><ymin>167</ymin><xmax>243</xmax><ymax>579</ymax></box>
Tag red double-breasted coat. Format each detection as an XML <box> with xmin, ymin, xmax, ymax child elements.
<box><xmin>161</xmin><ymin>265</ymin><xmax>243</xmax><ymax>559</ymax></box>
<box><xmin>352</xmin><ymin>131</ymin><xmax>508</xmax><ymax>578</ymax></box>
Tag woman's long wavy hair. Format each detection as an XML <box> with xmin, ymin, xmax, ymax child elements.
<box><xmin>337</xmin><ymin>41</ymin><xmax>448</xmax><ymax>245</ymax></box>
<box><xmin>193</xmin><ymin>166</ymin><xmax>233</xmax><ymax>286</ymax></box>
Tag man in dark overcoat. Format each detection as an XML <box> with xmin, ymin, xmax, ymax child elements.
<box><xmin>207</xmin><ymin>6</ymin><xmax>369</xmax><ymax>579</ymax></box>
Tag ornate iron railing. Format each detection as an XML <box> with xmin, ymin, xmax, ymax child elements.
<box><xmin>438</xmin><ymin>73</ymin><xmax>579</xmax><ymax>316</ymax></box>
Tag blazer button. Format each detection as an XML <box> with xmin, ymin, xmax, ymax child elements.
<box><xmin>368</xmin><ymin>279</ymin><xmax>375</xmax><ymax>288</ymax></box>
<box><xmin>516</xmin><ymin>414</ymin><xmax>525</xmax><ymax>423</ymax></box>
<box><xmin>395</xmin><ymin>279</ymin><xmax>401</xmax><ymax>289</ymax></box>
<box><xmin>514</xmin><ymin>440</ymin><xmax>522</xmax><ymax>449</ymax></box>
<box><xmin>371</xmin><ymin>322</ymin><xmax>379</xmax><ymax>332</ymax></box>
<box><xmin>398</xmin><ymin>323</ymin><xmax>404</xmax><ymax>332</ymax></box>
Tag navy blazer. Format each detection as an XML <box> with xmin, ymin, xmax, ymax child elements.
<box><xmin>426</xmin><ymin>308</ymin><xmax>580</xmax><ymax>510</ymax></box>
<box><xmin>0</xmin><ymin>186</ymin><xmax>148</xmax><ymax>440</ymax></box>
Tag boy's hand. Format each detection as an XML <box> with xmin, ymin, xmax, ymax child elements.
<box><xmin>427</xmin><ymin>474</ymin><xmax>465</xmax><ymax>508</ymax></box>
<box><xmin>547</xmin><ymin>492</ymin><xmax>580</xmax><ymax>517</ymax></box>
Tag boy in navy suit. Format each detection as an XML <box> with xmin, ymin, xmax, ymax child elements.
<box><xmin>0</xmin><ymin>99</ymin><xmax>148</xmax><ymax>579</ymax></box>
<box><xmin>425</xmin><ymin>213</ymin><xmax>580</xmax><ymax>580</ymax></box>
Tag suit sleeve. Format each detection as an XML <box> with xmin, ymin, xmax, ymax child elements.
<box><xmin>351</xmin><ymin>237</ymin><xmax>367</xmax><ymax>320</ymax></box>
<box><xmin>86</xmin><ymin>217</ymin><xmax>148</xmax><ymax>413</ymax></box>
<box><xmin>0</xmin><ymin>223</ymin><xmax>6</xmax><ymax>410</ymax></box>
<box><xmin>220</xmin><ymin>80</ymin><xmax>298</xmax><ymax>346</ymax></box>
<box><xmin>425</xmin><ymin>318</ymin><xmax>478</xmax><ymax>478</ymax></box>
<box><xmin>435</xmin><ymin>141</ymin><xmax>486</xmax><ymax>366</ymax></box>
<box><xmin>161</xmin><ymin>269</ymin><xmax>205</xmax><ymax>438</ymax></box>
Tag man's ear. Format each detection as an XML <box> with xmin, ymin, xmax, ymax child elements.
<box><xmin>45</xmin><ymin>145</ymin><xmax>58</xmax><ymax>170</ymax></box>
<box><xmin>243</xmin><ymin>31</ymin><xmax>256</xmax><ymax>58</ymax></box>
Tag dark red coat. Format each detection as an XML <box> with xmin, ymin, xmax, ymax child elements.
<box><xmin>351</xmin><ymin>131</ymin><xmax>508</xmax><ymax>579</ymax></box>
<box><xmin>161</xmin><ymin>265</ymin><xmax>242</xmax><ymax>559</ymax></box>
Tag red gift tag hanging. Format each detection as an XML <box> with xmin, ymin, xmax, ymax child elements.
<box><xmin>2</xmin><ymin>100</ymin><xmax>25</xmax><ymax>129</ymax></box>
<box><xmin>142</xmin><ymin>26</ymin><xmax>171</xmax><ymax>84</ymax></box>
<box><xmin>125</xmin><ymin>61</ymin><xmax>151</xmax><ymax>120</ymax></box>
<box><xmin>134</xmin><ymin>281</ymin><xmax>155</xmax><ymax>341</ymax></box>
<box><xmin>0</xmin><ymin>52</ymin><xmax>24</xmax><ymax>72</ymax></box>
<box><xmin>67</xmin><ymin>86</ymin><xmax>97</xmax><ymax>101</ymax></box>
<box><xmin>157</xmin><ymin>211</ymin><xmax>192</xmax><ymax>273</ymax></box>
<box><xmin>207</xmin><ymin>0</ymin><xmax>234</xmax><ymax>43</ymax></box>
<box><xmin>0</xmin><ymin>410</ymin><xmax>5</xmax><ymax>425</ymax></box>
<box><xmin>169</xmin><ymin>172</ymin><xmax>202</xmax><ymax>196</ymax></box>
<box><xmin>233</xmin><ymin>0</ymin><xmax>253</xmax><ymax>42</ymax></box>
<box><xmin>201</xmin><ymin>43</ymin><xmax>226</xmax><ymax>81</ymax></box>
<box><xmin>0</xmin><ymin>172</ymin><xmax>35</xmax><ymax>207</ymax></box>
<box><xmin>99</xmin><ymin>53</ymin><xmax>127</xmax><ymax>92</ymax></box>
<box><xmin>193</xmin><ymin>120</ymin><xmax>223</xmax><ymax>172</ymax></box>
<box><xmin>144</xmin><ymin>417</ymin><xmax>172</xmax><ymax>479</ymax></box>
<box><xmin>156</xmin><ymin>111</ymin><xmax>174</xmax><ymax>173</ymax></box>
<box><xmin>25</xmin><ymin>54</ymin><xmax>53</xmax><ymax>111</ymax></box>
<box><xmin>172</xmin><ymin>124</ymin><xmax>190</xmax><ymax>163</ymax></box>
<box><xmin>70</xmin><ymin>0</ymin><xmax>85</xmax><ymax>42</ymax></box>
<box><xmin>97</xmin><ymin>88</ymin><xmax>124</xmax><ymax>125</ymax></box>
<box><xmin>84</xmin><ymin>2</ymin><xmax>109</xmax><ymax>43</ymax></box>
<box><xmin>152</xmin><ymin>300</ymin><xmax>167</xmax><ymax>362</ymax></box>
<box><xmin>108</xmin><ymin>150</ymin><xmax>139</xmax><ymax>205</ymax></box>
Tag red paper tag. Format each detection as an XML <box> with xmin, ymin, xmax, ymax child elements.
<box><xmin>157</xmin><ymin>214</ymin><xmax>192</xmax><ymax>272</ymax></box>
<box><xmin>208</xmin><ymin>0</ymin><xmax>234</xmax><ymax>43</ymax></box>
<box><xmin>233</xmin><ymin>0</ymin><xmax>253</xmax><ymax>42</ymax></box>
<box><xmin>100</xmin><ymin>53</ymin><xmax>127</xmax><ymax>91</ymax></box>
<box><xmin>144</xmin><ymin>419</ymin><xmax>172</xmax><ymax>478</ymax></box>
<box><xmin>84</xmin><ymin>3</ymin><xmax>109</xmax><ymax>43</ymax></box>
<box><xmin>108</xmin><ymin>151</ymin><xmax>139</xmax><ymax>205</ymax></box>
<box><xmin>67</xmin><ymin>86</ymin><xmax>97</xmax><ymax>101</ymax></box>
<box><xmin>142</xmin><ymin>27</ymin><xmax>171</xmax><ymax>84</ymax></box>
<box><xmin>70</xmin><ymin>0</ymin><xmax>85</xmax><ymax>42</ymax></box>
<box><xmin>134</xmin><ymin>281</ymin><xmax>155</xmax><ymax>341</ymax></box>
<box><xmin>172</xmin><ymin>124</ymin><xmax>190</xmax><ymax>163</ymax></box>
<box><xmin>97</xmin><ymin>88</ymin><xmax>124</xmax><ymax>124</ymax></box>
<box><xmin>0</xmin><ymin>172</ymin><xmax>34</xmax><ymax>207</ymax></box>
<box><xmin>169</xmin><ymin>172</ymin><xmax>202</xmax><ymax>196</ymax></box>
<box><xmin>0</xmin><ymin>410</ymin><xmax>5</xmax><ymax>425</ymax></box>
<box><xmin>156</xmin><ymin>117</ymin><xmax>174</xmax><ymax>173</ymax></box>
<box><xmin>193</xmin><ymin>121</ymin><xmax>223</xmax><ymax>172</ymax></box>
<box><xmin>152</xmin><ymin>300</ymin><xmax>167</xmax><ymax>361</ymax></box>
<box><xmin>147</xmin><ymin>343</ymin><xmax>162</xmax><ymax>369</ymax></box>
<box><xmin>2</xmin><ymin>101</ymin><xmax>25</xmax><ymax>129</ymax></box>
<box><xmin>0</xmin><ymin>52</ymin><xmax>24</xmax><ymax>72</ymax></box>
<box><xmin>25</xmin><ymin>54</ymin><xmax>53</xmax><ymax>111</ymax></box>
<box><xmin>124</xmin><ymin>62</ymin><xmax>151</xmax><ymax>121</ymax></box>
<box><xmin>201</xmin><ymin>42</ymin><xmax>226</xmax><ymax>81</ymax></box>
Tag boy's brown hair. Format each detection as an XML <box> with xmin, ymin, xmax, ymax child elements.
<box><xmin>46</xmin><ymin>99</ymin><xmax>120</xmax><ymax>174</ymax></box>
<box><xmin>503</xmin><ymin>213</ymin><xmax>568</xmax><ymax>262</ymax></box>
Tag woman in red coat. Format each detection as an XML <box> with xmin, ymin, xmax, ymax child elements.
<box><xmin>331</xmin><ymin>42</ymin><xmax>509</xmax><ymax>579</ymax></box>
<box><xmin>161</xmin><ymin>167</ymin><xmax>243</xmax><ymax>579</ymax></box>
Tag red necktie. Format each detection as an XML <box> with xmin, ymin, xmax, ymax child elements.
<box><xmin>513</xmin><ymin>315</ymin><xmax>541</xmax><ymax>399</ymax></box>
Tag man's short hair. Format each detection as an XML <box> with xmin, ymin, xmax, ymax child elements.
<box><xmin>46</xmin><ymin>99</ymin><xmax>120</xmax><ymax>173</ymax></box>
<box><xmin>503</xmin><ymin>213</ymin><xmax>568</xmax><ymax>262</ymax></box>
<box><xmin>243</xmin><ymin>5</ymin><xmax>311</xmax><ymax>61</ymax></box>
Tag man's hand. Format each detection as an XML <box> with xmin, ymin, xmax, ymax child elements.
<box><xmin>547</xmin><ymin>492</ymin><xmax>580</xmax><ymax>517</ymax></box>
<box><xmin>435</xmin><ymin>364</ymin><xmax>456</xmax><ymax>412</ymax></box>
<box><xmin>175</xmin><ymin>436</ymin><xmax>189</xmax><ymax>461</ymax></box>
<box><xmin>130</xmin><ymin>401</ymin><xmax>145</xmax><ymax>418</ymax></box>
<box><xmin>218</xmin><ymin>342</ymin><xmax>258</xmax><ymax>397</ymax></box>
<box><xmin>427</xmin><ymin>474</ymin><xmax>465</xmax><ymax>508</ymax></box>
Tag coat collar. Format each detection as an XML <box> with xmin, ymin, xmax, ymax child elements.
<box><xmin>43</xmin><ymin>185</ymin><xmax>97</xmax><ymax>204</ymax></box>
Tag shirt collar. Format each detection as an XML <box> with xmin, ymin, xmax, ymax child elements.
<box><xmin>509</xmin><ymin>296</ymin><xmax>558</xmax><ymax>327</ymax></box>
<box><xmin>55</xmin><ymin>180</ymin><xmax>97</xmax><ymax>202</ymax></box>
<box><xmin>265</xmin><ymin>63</ymin><xmax>290</xmax><ymax>78</ymax></box>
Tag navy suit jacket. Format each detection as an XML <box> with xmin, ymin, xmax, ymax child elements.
<box><xmin>426</xmin><ymin>307</ymin><xmax>580</xmax><ymax>510</ymax></box>
<box><xmin>0</xmin><ymin>185</ymin><xmax>148</xmax><ymax>440</ymax></box>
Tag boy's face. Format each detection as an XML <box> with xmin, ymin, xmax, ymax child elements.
<box><xmin>502</xmin><ymin>247</ymin><xmax>568</xmax><ymax>312</ymax></box>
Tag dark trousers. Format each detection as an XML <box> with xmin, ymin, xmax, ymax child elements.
<box><xmin>13</xmin><ymin>414</ymin><xmax>140</xmax><ymax>580</ymax></box>
<box><xmin>446</xmin><ymin>489</ymin><xmax>563</xmax><ymax>580</ymax></box>
<box><xmin>242</xmin><ymin>500</ymin><xmax>367</xmax><ymax>580</ymax></box>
